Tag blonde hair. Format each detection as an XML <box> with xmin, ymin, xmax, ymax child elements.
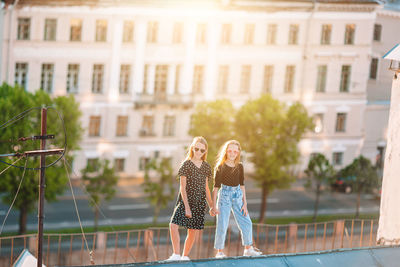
<box><xmin>184</xmin><ymin>136</ymin><xmax>208</xmax><ymax>162</ymax></box>
<box><xmin>214</xmin><ymin>140</ymin><xmax>241</xmax><ymax>173</ymax></box>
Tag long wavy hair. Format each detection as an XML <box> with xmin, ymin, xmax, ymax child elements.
<box><xmin>184</xmin><ymin>136</ymin><xmax>208</xmax><ymax>162</ymax></box>
<box><xmin>214</xmin><ymin>140</ymin><xmax>241</xmax><ymax>173</ymax></box>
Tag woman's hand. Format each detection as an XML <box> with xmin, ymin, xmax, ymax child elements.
<box><xmin>240</xmin><ymin>204</ymin><xmax>248</xmax><ymax>217</ymax></box>
<box><xmin>210</xmin><ymin>207</ymin><xmax>219</xmax><ymax>216</ymax></box>
<box><xmin>209</xmin><ymin>207</ymin><xmax>215</xmax><ymax>217</ymax></box>
<box><xmin>185</xmin><ymin>208</ymin><xmax>192</xmax><ymax>218</ymax></box>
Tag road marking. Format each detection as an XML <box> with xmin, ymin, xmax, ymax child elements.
<box><xmin>108</xmin><ymin>204</ymin><xmax>150</xmax><ymax>210</ymax></box>
<box><xmin>247</xmin><ymin>198</ymin><xmax>279</xmax><ymax>204</ymax></box>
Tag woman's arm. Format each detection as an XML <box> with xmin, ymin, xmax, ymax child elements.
<box><xmin>180</xmin><ymin>176</ymin><xmax>191</xmax><ymax>218</ymax></box>
<box><xmin>240</xmin><ymin>185</ymin><xmax>249</xmax><ymax>216</ymax></box>
<box><xmin>212</xmin><ymin>187</ymin><xmax>220</xmax><ymax>214</ymax></box>
<box><xmin>205</xmin><ymin>181</ymin><xmax>215</xmax><ymax>216</ymax></box>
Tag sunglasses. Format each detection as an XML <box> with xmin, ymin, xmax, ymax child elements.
<box><xmin>227</xmin><ymin>149</ymin><xmax>239</xmax><ymax>154</ymax></box>
<box><xmin>194</xmin><ymin>147</ymin><xmax>206</xmax><ymax>153</ymax></box>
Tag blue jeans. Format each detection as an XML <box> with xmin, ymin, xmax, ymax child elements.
<box><xmin>214</xmin><ymin>184</ymin><xmax>253</xmax><ymax>250</ymax></box>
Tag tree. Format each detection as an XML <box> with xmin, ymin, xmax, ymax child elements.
<box><xmin>338</xmin><ymin>156</ymin><xmax>380</xmax><ymax>218</ymax></box>
<box><xmin>0</xmin><ymin>84</ymin><xmax>83</xmax><ymax>234</ymax></box>
<box><xmin>235</xmin><ymin>94</ymin><xmax>314</xmax><ymax>222</ymax></box>
<box><xmin>81</xmin><ymin>159</ymin><xmax>118</xmax><ymax>232</ymax></box>
<box><xmin>304</xmin><ymin>153</ymin><xmax>335</xmax><ymax>222</ymax></box>
<box><xmin>189</xmin><ymin>99</ymin><xmax>235</xmax><ymax>168</ymax></box>
<box><xmin>142</xmin><ymin>158</ymin><xmax>176</xmax><ymax>224</ymax></box>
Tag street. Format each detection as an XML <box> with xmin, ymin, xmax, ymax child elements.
<box><xmin>0</xmin><ymin>180</ymin><xmax>380</xmax><ymax>232</ymax></box>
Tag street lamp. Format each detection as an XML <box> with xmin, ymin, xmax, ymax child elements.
<box><xmin>377</xmin><ymin>44</ymin><xmax>400</xmax><ymax>245</ymax></box>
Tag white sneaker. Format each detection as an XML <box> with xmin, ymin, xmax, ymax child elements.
<box><xmin>181</xmin><ymin>255</ymin><xmax>191</xmax><ymax>261</ymax></box>
<box><xmin>215</xmin><ymin>251</ymin><xmax>227</xmax><ymax>258</ymax></box>
<box><xmin>165</xmin><ymin>253</ymin><xmax>181</xmax><ymax>261</ymax></box>
<box><xmin>243</xmin><ymin>246</ymin><xmax>262</xmax><ymax>256</ymax></box>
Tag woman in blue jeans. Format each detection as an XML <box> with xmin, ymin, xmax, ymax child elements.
<box><xmin>211</xmin><ymin>140</ymin><xmax>262</xmax><ymax>258</ymax></box>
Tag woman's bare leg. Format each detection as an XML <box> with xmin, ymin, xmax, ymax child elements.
<box><xmin>169</xmin><ymin>223</ymin><xmax>180</xmax><ymax>254</ymax></box>
<box><xmin>182</xmin><ymin>229</ymin><xmax>199</xmax><ymax>257</ymax></box>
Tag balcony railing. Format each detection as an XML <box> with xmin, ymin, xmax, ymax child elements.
<box><xmin>134</xmin><ymin>93</ymin><xmax>193</xmax><ymax>109</ymax></box>
<box><xmin>0</xmin><ymin>219</ymin><xmax>381</xmax><ymax>266</ymax></box>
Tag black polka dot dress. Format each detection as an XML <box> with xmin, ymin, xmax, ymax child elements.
<box><xmin>170</xmin><ymin>160</ymin><xmax>212</xmax><ymax>230</ymax></box>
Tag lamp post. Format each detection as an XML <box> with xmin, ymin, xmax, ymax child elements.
<box><xmin>377</xmin><ymin>44</ymin><xmax>400</xmax><ymax>245</ymax></box>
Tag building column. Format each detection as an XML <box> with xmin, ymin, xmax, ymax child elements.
<box><xmin>132</xmin><ymin>19</ymin><xmax>146</xmax><ymax>98</ymax></box>
<box><xmin>204</xmin><ymin>19</ymin><xmax>218</xmax><ymax>101</ymax></box>
<box><xmin>167</xmin><ymin>64</ymin><xmax>176</xmax><ymax>95</ymax></box>
<box><xmin>148</xmin><ymin>64</ymin><xmax>155</xmax><ymax>95</ymax></box>
<box><xmin>108</xmin><ymin>18</ymin><xmax>123</xmax><ymax>101</ymax></box>
<box><xmin>181</xmin><ymin>21</ymin><xmax>196</xmax><ymax>95</ymax></box>
<box><xmin>378</xmin><ymin>72</ymin><xmax>400</xmax><ymax>245</ymax></box>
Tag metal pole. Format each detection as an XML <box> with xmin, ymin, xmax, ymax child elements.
<box><xmin>37</xmin><ymin>108</ymin><xmax>47</xmax><ymax>267</ymax></box>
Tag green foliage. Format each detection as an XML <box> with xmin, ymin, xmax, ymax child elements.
<box><xmin>304</xmin><ymin>153</ymin><xmax>335</xmax><ymax>189</ymax></box>
<box><xmin>0</xmin><ymin>83</ymin><xmax>83</xmax><ymax>233</ymax></box>
<box><xmin>304</xmin><ymin>153</ymin><xmax>335</xmax><ymax>221</ymax></box>
<box><xmin>339</xmin><ymin>156</ymin><xmax>380</xmax><ymax>194</ymax></box>
<box><xmin>189</xmin><ymin>99</ymin><xmax>235</xmax><ymax>167</ymax></box>
<box><xmin>142</xmin><ymin>158</ymin><xmax>176</xmax><ymax>224</ymax></box>
<box><xmin>235</xmin><ymin>94</ymin><xmax>314</xmax><ymax>221</ymax></box>
<box><xmin>81</xmin><ymin>158</ymin><xmax>118</xmax><ymax>231</ymax></box>
<box><xmin>235</xmin><ymin>94</ymin><xmax>314</xmax><ymax>192</ymax></box>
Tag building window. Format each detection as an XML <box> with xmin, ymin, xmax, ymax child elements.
<box><xmin>373</xmin><ymin>24</ymin><xmax>382</xmax><ymax>42</ymax></box>
<box><xmin>87</xmin><ymin>158</ymin><xmax>99</xmax><ymax>169</ymax></box>
<box><xmin>114</xmin><ymin>158</ymin><xmax>125</xmax><ymax>172</ymax></box>
<box><xmin>15</xmin><ymin>63</ymin><xmax>28</xmax><ymax>90</ymax></box>
<box><xmin>95</xmin><ymin>20</ymin><xmax>107</xmax><ymax>42</ymax></box>
<box><xmin>173</xmin><ymin>22</ymin><xmax>183</xmax><ymax>44</ymax></box>
<box><xmin>193</xmin><ymin>65</ymin><xmax>204</xmax><ymax>94</ymax></box>
<box><xmin>313</xmin><ymin>113</ymin><xmax>324</xmax><ymax>133</ymax></box>
<box><xmin>119</xmin><ymin>64</ymin><xmax>131</xmax><ymax>94</ymax></box>
<box><xmin>263</xmin><ymin>65</ymin><xmax>273</xmax><ymax>94</ymax></box>
<box><xmin>344</xmin><ymin>24</ymin><xmax>355</xmax><ymax>45</ymax></box>
<box><xmin>143</xmin><ymin>64</ymin><xmax>149</xmax><ymax>95</ymax></box>
<box><xmin>123</xmin><ymin>21</ymin><xmax>134</xmax><ymax>43</ymax></box>
<box><xmin>92</xmin><ymin>64</ymin><xmax>104</xmax><ymax>94</ymax></box>
<box><xmin>332</xmin><ymin>152</ymin><xmax>343</xmax><ymax>166</ymax></box>
<box><xmin>320</xmin><ymin>24</ymin><xmax>331</xmax><ymax>45</ymax></box>
<box><xmin>335</xmin><ymin>113</ymin><xmax>347</xmax><ymax>132</ymax></box>
<box><xmin>316</xmin><ymin>65</ymin><xmax>327</xmax><ymax>93</ymax></box>
<box><xmin>44</xmin><ymin>18</ymin><xmax>57</xmax><ymax>41</ymax></box>
<box><xmin>240</xmin><ymin>65</ymin><xmax>251</xmax><ymax>94</ymax></box>
<box><xmin>369</xmin><ymin>58</ymin><xmax>378</xmax><ymax>80</ymax></box>
<box><xmin>244</xmin><ymin>24</ymin><xmax>255</xmax><ymax>45</ymax></box>
<box><xmin>284</xmin><ymin>65</ymin><xmax>295</xmax><ymax>93</ymax></box>
<box><xmin>163</xmin><ymin>115</ymin><xmax>176</xmax><ymax>137</ymax></box>
<box><xmin>196</xmin><ymin>23</ymin><xmax>207</xmax><ymax>44</ymax></box>
<box><xmin>140</xmin><ymin>115</ymin><xmax>155</xmax><ymax>136</ymax></box>
<box><xmin>288</xmin><ymin>24</ymin><xmax>299</xmax><ymax>45</ymax></box>
<box><xmin>221</xmin><ymin>24</ymin><xmax>232</xmax><ymax>44</ymax></box>
<box><xmin>147</xmin><ymin>21</ymin><xmax>158</xmax><ymax>43</ymax></box>
<box><xmin>155</xmin><ymin>65</ymin><xmax>168</xmax><ymax>101</ymax></box>
<box><xmin>174</xmin><ymin>64</ymin><xmax>181</xmax><ymax>94</ymax></box>
<box><xmin>217</xmin><ymin>65</ymin><xmax>229</xmax><ymax>94</ymax></box>
<box><xmin>116</xmin><ymin>115</ymin><xmax>128</xmax><ymax>137</ymax></box>
<box><xmin>266</xmin><ymin>24</ymin><xmax>277</xmax><ymax>45</ymax></box>
<box><xmin>67</xmin><ymin>64</ymin><xmax>79</xmax><ymax>94</ymax></box>
<box><xmin>70</xmin><ymin>19</ymin><xmax>82</xmax><ymax>41</ymax></box>
<box><xmin>40</xmin><ymin>63</ymin><xmax>54</xmax><ymax>93</ymax></box>
<box><xmin>340</xmin><ymin>65</ymin><xmax>351</xmax><ymax>92</ymax></box>
<box><xmin>17</xmin><ymin>18</ymin><xmax>30</xmax><ymax>40</ymax></box>
<box><xmin>89</xmin><ymin>116</ymin><xmax>101</xmax><ymax>137</ymax></box>
<box><xmin>139</xmin><ymin>157</ymin><xmax>150</xmax><ymax>171</ymax></box>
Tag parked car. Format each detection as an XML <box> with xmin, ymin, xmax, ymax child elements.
<box><xmin>331</xmin><ymin>175</ymin><xmax>355</xmax><ymax>193</ymax></box>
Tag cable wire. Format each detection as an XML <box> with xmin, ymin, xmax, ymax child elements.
<box><xmin>63</xmin><ymin>157</ymin><xmax>94</xmax><ymax>265</ymax></box>
<box><xmin>0</xmin><ymin>156</ymin><xmax>27</xmax><ymax>235</ymax></box>
<box><xmin>0</xmin><ymin>106</ymin><xmax>67</xmax><ymax>171</ymax></box>
<box><xmin>63</xmin><ymin>158</ymin><xmax>137</xmax><ymax>263</ymax></box>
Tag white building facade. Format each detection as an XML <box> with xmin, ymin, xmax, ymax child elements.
<box><xmin>0</xmin><ymin>0</ymin><xmax>386</xmax><ymax>177</ymax></box>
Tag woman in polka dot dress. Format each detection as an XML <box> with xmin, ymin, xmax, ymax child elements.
<box><xmin>166</xmin><ymin>136</ymin><xmax>215</xmax><ymax>261</ymax></box>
